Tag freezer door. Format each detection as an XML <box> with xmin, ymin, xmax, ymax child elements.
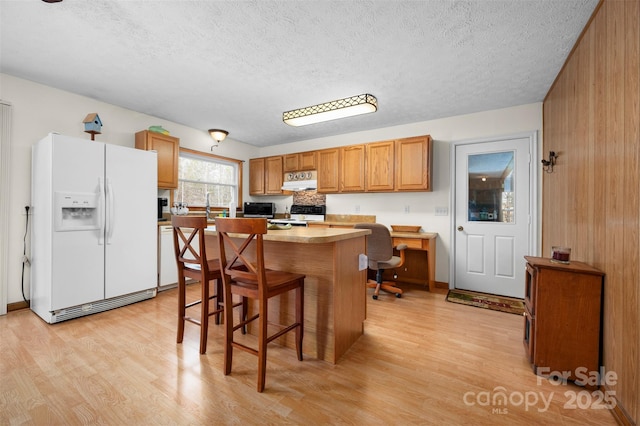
<box><xmin>104</xmin><ymin>144</ymin><xmax>157</xmax><ymax>298</ymax></box>
<box><xmin>50</xmin><ymin>135</ymin><xmax>105</xmax><ymax>309</ymax></box>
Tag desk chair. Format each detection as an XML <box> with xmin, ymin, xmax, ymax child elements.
<box><xmin>172</xmin><ymin>215</ymin><xmax>223</xmax><ymax>354</ymax></box>
<box><xmin>216</xmin><ymin>217</ymin><xmax>305</xmax><ymax>392</ymax></box>
<box><xmin>354</xmin><ymin>223</ymin><xmax>407</xmax><ymax>300</ymax></box>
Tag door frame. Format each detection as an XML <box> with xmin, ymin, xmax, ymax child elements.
<box><xmin>448</xmin><ymin>131</ymin><xmax>539</xmax><ymax>290</ymax></box>
<box><xmin>0</xmin><ymin>101</ymin><xmax>12</xmax><ymax>315</ymax></box>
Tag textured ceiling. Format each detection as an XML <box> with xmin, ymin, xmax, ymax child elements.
<box><xmin>0</xmin><ymin>0</ymin><xmax>598</xmax><ymax>147</ymax></box>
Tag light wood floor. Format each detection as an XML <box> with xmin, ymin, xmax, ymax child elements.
<box><xmin>1</xmin><ymin>284</ymin><xmax>617</xmax><ymax>425</ymax></box>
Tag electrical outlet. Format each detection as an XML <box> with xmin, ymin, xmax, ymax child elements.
<box><xmin>358</xmin><ymin>254</ymin><xmax>368</xmax><ymax>271</ymax></box>
<box><xmin>355</xmin><ymin>205</ymin><xmax>360</xmax><ymax>213</ymax></box>
<box><xmin>435</xmin><ymin>206</ymin><xmax>448</xmax><ymax>216</ymax></box>
<box><xmin>404</xmin><ymin>205</ymin><xmax>410</xmax><ymax>214</ymax></box>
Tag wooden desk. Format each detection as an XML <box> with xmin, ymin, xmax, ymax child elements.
<box><xmin>204</xmin><ymin>226</ymin><xmax>369</xmax><ymax>364</ymax></box>
<box><xmin>389</xmin><ymin>231</ymin><xmax>437</xmax><ymax>292</ymax></box>
<box><xmin>310</xmin><ymin>222</ymin><xmax>438</xmax><ymax>292</ymax></box>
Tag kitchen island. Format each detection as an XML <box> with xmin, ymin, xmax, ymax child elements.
<box><xmin>204</xmin><ymin>226</ymin><xmax>370</xmax><ymax>364</ymax></box>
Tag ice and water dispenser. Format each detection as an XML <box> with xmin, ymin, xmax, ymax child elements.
<box><xmin>55</xmin><ymin>192</ymin><xmax>100</xmax><ymax>231</ymax></box>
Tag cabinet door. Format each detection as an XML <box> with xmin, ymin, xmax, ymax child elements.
<box><xmin>135</xmin><ymin>130</ymin><xmax>179</xmax><ymax>189</ymax></box>
<box><xmin>340</xmin><ymin>145</ymin><xmax>365</xmax><ymax>192</ymax></box>
<box><xmin>317</xmin><ymin>148</ymin><xmax>340</xmax><ymax>193</ymax></box>
<box><xmin>265</xmin><ymin>156</ymin><xmax>283</xmax><ymax>194</ymax></box>
<box><xmin>299</xmin><ymin>151</ymin><xmax>317</xmax><ymax>170</ymax></box>
<box><xmin>366</xmin><ymin>141</ymin><xmax>394</xmax><ymax>191</ymax></box>
<box><xmin>395</xmin><ymin>136</ymin><xmax>432</xmax><ymax>191</ymax></box>
<box><xmin>283</xmin><ymin>154</ymin><xmax>299</xmax><ymax>172</ymax></box>
<box><xmin>249</xmin><ymin>158</ymin><xmax>265</xmax><ymax>195</ymax></box>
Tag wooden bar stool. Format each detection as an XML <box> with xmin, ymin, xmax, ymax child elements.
<box><xmin>216</xmin><ymin>217</ymin><xmax>305</xmax><ymax>392</ymax></box>
<box><xmin>172</xmin><ymin>215</ymin><xmax>223</xmax><ymax>354</ymax></box>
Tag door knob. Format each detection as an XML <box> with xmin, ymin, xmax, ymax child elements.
<box><xmin>457</xmin><ymin>226</ymin><xmax>464</xmax><ymax>231</ymax></box>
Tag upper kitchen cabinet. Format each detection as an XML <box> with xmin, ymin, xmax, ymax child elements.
<box><xmin>249</xmin><ymin>156</ymin><xmax>284</xmax><ymax>195</ymax></box>
<box><xmin>395</xmin><ymin>135</ymin><xmax>432</xmax><ymax>191</ymax></box>
<box><xmin>135</xmin><ymin>130</ymin><xmax>179</xmax><ymax>189</ymax></box>
<box><xmin>317</xmin><ymin>148</ymin><xmax>340</xmax><ymax>193</ymax></box>
<box><xmin>366</xmin><ymin>140</ymin><xmax>395</xmax><ymax>192</ymax></box>
<box><xmin>340</xmin><ymin>145</ymin><xmax>366</xmax><ymax>192</ymax></box>
<box><xmin>283</xmin><ymin>151</ymin><xmax>317</xmax><ymax>172</ymax></box>
<box><xmin>265</xmin><ymin>156</ymin><xmax>284</xmax><ymax>194</ymax></box>
<box><xmin>249</xmin><ymin>158</ymin><xmax>265</xmax><ymax>195</ymax></box>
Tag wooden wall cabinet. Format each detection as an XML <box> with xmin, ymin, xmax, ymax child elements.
<box><xmin>135</xmin><ymin>130</ymin><xmax>179</xmax><ymax>189</ymax></box>
<box><xmin>395</xmin><ymin>135</ymin><xmax>432</xmax><ymax>191</ymax></box>
<box><xmin>317</xmin><ymin>148</ymin><xmax>340</xmax><ymax>193</ymax></box>
<box><xmin>264</xmin><ymin>156</ymin><xmax>283</xmax><ymax>194</ymax></box>
<box><xmin>249</xmin><ymin>158</ymin><xmax>265</xmax><ymax>195</ymax></box>
<box><xmin>249</xmin><ymin>156</ymin><xmax>283</xmax><ymax>195</ymax></box>
<box><xmin>284</xmin><ymin>151</ymin><xmax>317</xmax><ymax>172</ymax></box>
<box><xmin>366</xmin><ymin>140</ymin><xmax>395</xmax><ymax>192</ymax></box>
<box><xmin>523</xmin><ymin>256</ymin><xmax>604</xmax><ymax>384</ymax></box>
<box><xmin>340</xmin><ymin>145</ymin><xmax>365</xmax><ymax>192</ymax></box>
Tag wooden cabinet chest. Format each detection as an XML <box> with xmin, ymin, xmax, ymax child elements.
<box><xmin>523</xmin><ymin>256</ymin><xmax>604</xmax><ymax>384</ymax></box>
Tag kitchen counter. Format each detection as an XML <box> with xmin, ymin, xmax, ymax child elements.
<box><xmin>203</xmin><ymin>226</ymin><xmax>370</xmax><ymax>364</ymax></box>
<box><xmin>205</xmin><ymin>225</ymin><xmax>370</xmax><ymax>243</ymax></box>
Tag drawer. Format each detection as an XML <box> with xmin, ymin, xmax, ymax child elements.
<box><xmin>393</xmin><ymin>237</ymin><xmax>423</xmax><ymax>249</ymax></box>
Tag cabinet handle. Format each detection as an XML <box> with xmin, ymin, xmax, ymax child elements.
<box><xmin>457</xmin><ymin>226</ymin><xmax>464</xmax><ymax>231</ymax></box>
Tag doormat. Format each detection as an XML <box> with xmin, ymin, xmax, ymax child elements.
<box><xmin>446</xmin><ymin>289</ymin><xmax>524</xmax><ymax>315</ymax></box>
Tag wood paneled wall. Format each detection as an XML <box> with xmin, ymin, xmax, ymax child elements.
<box><xmin>543</xmin><ymin>0</ymin><xmax>639</xmax><ymax>423</ymax></box>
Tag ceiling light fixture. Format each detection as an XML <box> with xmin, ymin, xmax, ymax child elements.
<box><xmin>283</xmin><ymin>94</ymin><xmax>378</xmax><ymax>127</ymax></box>
<box><xmin>209</xmin><ymin>129</ymin><xmax>228</xmax><ymax>150</ymax></box>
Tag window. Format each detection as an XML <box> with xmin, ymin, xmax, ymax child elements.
<box><xmin>174</xmin><ymin>147</ymin><xmax>243</xmax><ymax>210</ymax></box>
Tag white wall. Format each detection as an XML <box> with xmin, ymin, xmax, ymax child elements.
<box><xmin>1</xmin><ymin>73</ymin><xmax>542</xmax><ymax>305</ymax></box>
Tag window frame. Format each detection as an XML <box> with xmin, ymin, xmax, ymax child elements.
<box><xmin>173</xmin><ymin>147</ymin><xmax>243</xmax><ymax>213</ymax></box>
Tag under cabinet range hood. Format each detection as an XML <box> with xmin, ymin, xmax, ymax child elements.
<box><xmin>282</xmin><ymin>170</ymin><xmax>317</xmax><ymax>191</ymax></box>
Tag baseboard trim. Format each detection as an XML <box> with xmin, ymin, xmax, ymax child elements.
<box><xmin>7</xmin><ymin>300</ymin><xmax>29</xmax><ymax>312</ymax></box>
<box><xmin>434</xmin><ymin>281</ymin><xmax>448</xmax><ymax>289</ymax></box>
<box><xmin>602</xmin><ymin>384</ymin><xmax>635</xmax><ymax>426</ymax></box>
<box><xmin>610</xmin><ymin>399</ymin><xmax>635</xmax><ymax>426</ymax></box>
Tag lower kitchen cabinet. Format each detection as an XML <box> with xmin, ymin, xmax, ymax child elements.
<box><xmin>523</xmin><ymin>256</ymin><xmax>604</xmax><ymax>386</ymax></box>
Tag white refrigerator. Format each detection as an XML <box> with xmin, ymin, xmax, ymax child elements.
<box><xmin>31</xmin><ymin>133</ymin><xmax>158</xmax><ymax>323</ymax></box>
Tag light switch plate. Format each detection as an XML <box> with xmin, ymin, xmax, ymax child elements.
<box><xmin>435</xmin><ymin>206</ymin><xmax>448</xmax><ymax>216</ymax></box>
<box><xmin>358</xmin><ymin>254</ymin><xmax>368</xmax><ymax>271</ymax></box>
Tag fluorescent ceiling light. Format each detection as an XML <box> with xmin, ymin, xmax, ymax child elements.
<box><xmin>283</xmin><ymin>94</ymin><xmax>377</xmax><ymax>127</ymax></box>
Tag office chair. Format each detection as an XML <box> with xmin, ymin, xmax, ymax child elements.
<box><xmin>216</xmin><ymin>217</ymin><xmax>305</xmax><ymax>392</ymax></box>
<box><xmin>354</xmin><ymin>223</ymin><xmax>407</xmax><ymax>300</ymax></box>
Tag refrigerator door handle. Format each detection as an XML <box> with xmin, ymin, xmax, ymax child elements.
<box><xmin>106</xmin><ymin>178</ymin><xmax>115</xmax><ymax>244</ymax></box>
<box><xmin>98</xmin><ymin>177</ymin><xmax>105</xmax><ymax>245</ymax></box>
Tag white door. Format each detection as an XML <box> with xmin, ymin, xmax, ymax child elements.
<box><xmin>452</xmin><ymin>134</ymin><xmax>536</xmax><ymax>298</ymax></box>
<box><xmin>104</xmin><ymin>144</ymin><xmax>157</xmax><ymax>298</ymax></box>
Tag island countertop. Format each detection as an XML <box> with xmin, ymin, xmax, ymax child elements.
<box><xmin>204</xmin><ymin>225</ymin><xmax>371</xmax><ymax>243</ymax></box>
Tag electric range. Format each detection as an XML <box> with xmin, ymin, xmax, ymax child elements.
<box><xmin>269</xmin><ymin>204</ymin><xmax>326</xmax><ymax>227</ymax></box>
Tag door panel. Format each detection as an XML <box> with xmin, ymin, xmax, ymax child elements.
<box><xmin>466</xmin><ymin>235</ymin><xmax>485</xmax><ymax>273</ymax></box>
<box><xmin>51</xmin><ymin>136</ymin><xmax>105</xmax><ymax>309</ymax></box>
<box><xmin>104</xmin><ymin>144</ymin><xmax>157</xmax><ymax>298</ymax></box>
<box><xmin>495</xmin><ymin>236</ymin><xmax>515</xmax><ymax>277</ymax></box>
